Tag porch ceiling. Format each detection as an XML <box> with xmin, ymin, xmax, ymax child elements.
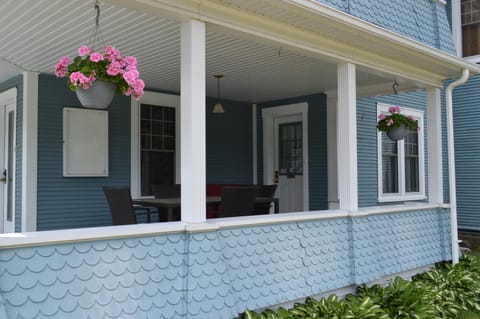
<box><xmin>0</xmin><ymin>0</ymin><xmax>450</xmax><ymax>102</ymax></box>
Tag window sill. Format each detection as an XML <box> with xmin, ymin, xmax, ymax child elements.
<box><xmin>377</xmin><ymin>194</ymin><xmax>427</xmax><ymax>203</ymax></box>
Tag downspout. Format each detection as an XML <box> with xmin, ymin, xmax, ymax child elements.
<box><xmin>446</xmin><ymin>69</ymin><xmax>469</xmax><ymax>264</ymax></box>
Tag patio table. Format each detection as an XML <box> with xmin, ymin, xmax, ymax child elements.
<box><xmin>133</xmin><ymin>196</ymin><xmax>279</xmax><ymax>221</ymax></box>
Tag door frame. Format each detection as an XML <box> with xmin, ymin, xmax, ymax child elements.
<box><xmin>0</xmin><ymin>88</ymin><xmax>17</xmax><ymax>233</ymax></box>
<box><xmin>262</xmin><ymin>102</ymin><xmax>309</xmax><ymax>211</ymax></box>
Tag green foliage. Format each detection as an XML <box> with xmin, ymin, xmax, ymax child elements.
<box><xmin>358</xmin><ymin>277</ymin><xmax>435</xmax><ymax>319</ymax></box>
<box><xmin>377</xmin><ymin>106</ymin><xmax>418</xmax><ymax>132</ymax></box>
<box><xmin>243</xmin><ymin>255</ymin><xmax>480</xmax><ymax>319</ymax></box>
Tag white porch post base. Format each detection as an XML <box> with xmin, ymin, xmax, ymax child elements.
<box><xmin>180</xmin><ymin>20</ymin><xmax>206</xmax><ymax>223</ymax></box>
<box><xmin>426</xmin><ymin>87</ymin><xmax>443</xmax><ymax>204</ymax></box>
<box><xmin>337</xmin><ymin>63</ymin><xmax>358</xmax><ymax>211</ymax></box>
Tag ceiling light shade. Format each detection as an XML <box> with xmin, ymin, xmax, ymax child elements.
<box><xmin>212</xmin><ymin>102</ymin><xmax>224</xmax><ymax>113</ymax></box>
<box><xmin>213</xmin><ymin>74</ymin><xmax>224</xmax><ymax>113</ymax></box>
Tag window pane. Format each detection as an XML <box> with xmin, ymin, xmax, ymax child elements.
<box><xmin>405</xmin><ymin>130</ymin><xmax>419</xmax><ymax>192</ymax></box>
<box><xmin>382</xmin><ymin>133</ymin><xmax>398</xmax><ymax>194</ymax></box>
<box><xmin>462</xmin><ymin>0</ymin><xmax>480</xmax><ymax>56</ymax></box>
<box><xmin>141</xmin><ymin>151</ymin><xmax>174</xmax><ymax>196</ymax></box>
<box><xmin>140</xmin><ymin>104</ymin><xmax>176</xmax><ymax>196</ymax></box>
<box><xmin>279</xmin><ymin>122</ymin><xmax>303</xmax><ymax>175</ymax></box>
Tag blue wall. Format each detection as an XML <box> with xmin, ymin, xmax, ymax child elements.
<box><xmin>35</xmin><ymin>76</ymin><xmax>254</xmax><ymax>230</ymax></box>
<box><xmin>452</xmin><ymin>74</ymin><xmax>480</xmax><ymax>231</ymax></box>
<box><xmin>356</xmin><ymin>91</ymin><xmax>429</xmax><ymax>207</ymax></box>
<box><xmin>0</xmin><ymin>208</ymin><xmax>451</xmax><ymax>318</ymax></box>
<box><xmin>257</xmin><ymin>94</ymin><xmax>328</xmax><ymax>211</ymax></box>
<box><xmin>0</xmin><ymin>75</ymin><xmax>23</xmax><ymax>232</ymax></box>
<box><xmin>315</xmin><ymin>0</ymin><xmax>456</xmax><ymax>54</ymax></box>
<box><xmin>36</xmin><ymin>75</ymin><xmax>131</xmax><ymax>230</ymax></box>
<box><xmin>206</xmin><ymin>98</ymin><xmax>253</xmax><ymax>184</ymax></box>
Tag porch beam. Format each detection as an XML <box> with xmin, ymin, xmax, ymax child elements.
<box><xmin>426</xmin><ymin>87</ymin><xmax>443</xmax><ymax>204</ymax></box>
<box><xmin>180</xmin><ymin>19</ymin><xmax>206</xmax><ymax>223</ymax></box>
<box><xmin>337</xmin><ymin>63</ymin><xmax>358</xmax><ymax>211</ymax></box>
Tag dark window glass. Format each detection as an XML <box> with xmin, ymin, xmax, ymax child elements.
<box><xmin>140</xmin><ymin>104</ymin><xmax>176</xmax><ymax>196</ymax></box>
<box><xmin>279</xmin><ymin>122</ymin><xmax>303</xmax><ymax>176</ymax></box>
<box><xmin>462</xmin><ymin>0</ymin><xmax>480</xmax><ymax>57</ymax></box>
<box><xmin>405</xmin><ymin>129</ymin><xmax>419</xmax><ymax>192</ymax></box>
<box><xmin>382</xmin><ymin>133</ymin><xmax>398</xmax><ymax>194</ymax></box>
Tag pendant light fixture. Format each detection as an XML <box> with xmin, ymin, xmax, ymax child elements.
<box><xmin>213</xmin><ymin>74</ymin><xmax>225</xmax><ymax>113</ymax></box>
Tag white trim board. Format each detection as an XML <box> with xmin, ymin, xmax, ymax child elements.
<box><xmin>0</xmin><ymin>202</ymin><xmax>447</xmax><ymax>249</ymax></box>
<box><xmin>262</xmin><ymin>102</ymin><xmax>309</xmax><ymax>211</ymax></box>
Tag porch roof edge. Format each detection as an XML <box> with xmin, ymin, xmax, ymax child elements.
<box><xmin>104</xmin><ymin>0</ymin><xmax>480</xmax><ymax>85</ymax></box>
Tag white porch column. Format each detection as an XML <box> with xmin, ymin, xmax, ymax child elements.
<box><xmin>327</xmin><ymin>96</ymin><xmax>339</xmax><ymax>209</ymax></box>
<box><xmin>337</xmin><ymin>63</ymin><xmax>358</xmax><ymax>211</ymax></box>
<box><xmin>180</xmin><ymin>20</ymin><xmax>206</xmax><ymax>223</ymax></box>
<box><xmin>426</xmin><ymin>87</ymin><xmax>443</xmax><ymax>204</ymax></box>
<box><xmin>22</xmin><ymin>71</ymin><xmax>38</xmax><ymax>232</ymax></box>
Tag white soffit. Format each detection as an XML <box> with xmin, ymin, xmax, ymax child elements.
<box><xmin>0</xmin><ymin>0</ymin><xmax>429</xmax><ymax>102</ymax></box>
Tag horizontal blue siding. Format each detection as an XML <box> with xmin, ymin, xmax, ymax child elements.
<box><xmin>206</xmin><ymin>98</ymin><xmax>253</xmax><ymax>184</ymax></box>
<box><xmin>357</xmin><ymin>91</ymin><xmax>428</xmax><ymax>207</ymax></box>
<box><xmin>0</xmin><ymin>208</ymin><xmax>451</xmax><ymax>318</ymax></box>
<box><xmin>315</xmin><ymin>0</ymin><xmax>456</xmax><ymax>54</ymax></box>
<box><xmin>36</xmin><ymin>75</ymin><xmax>130</xmax><ymax>230</ymax></box>
<box><xmin>0</xmin><ymin>75</ymin><xmax>23</xmax><ymax>233</ymax></box>
<box><xmin>452</xmin><ymin>74</ymin><xmax>480</xmax><ymax>230</ymax></box>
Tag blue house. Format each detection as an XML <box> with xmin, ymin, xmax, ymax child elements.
<box><xmin>0</xmin><ymin>0</ymin><xmax>477</xmax><ymax>318</ymax></box>
<box><xmin>442</xmin><ymin>0</ymin><xmax>480</xmax><ymax>237</ymax></box>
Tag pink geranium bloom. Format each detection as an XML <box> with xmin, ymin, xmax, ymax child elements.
<box><xmin>386</xmin><ymin>119</ymin><xmax>394</xmax><ymax>127</ymax></box>
<box><xmin>78</xmin><ymin>45</ymin><xmax>90</xmax><ymax>57</ymax></box>
<box><xmin>378</xmin><ymin>113</ymin><xmax>386</xmax><ymax>120</ymax></box>
<box><xmin>107</xmin><ymin>61</ymin><xmax>122</xmax><ymax>76</ymax></box>
<box><xmin>59</xmin><ymin>56</ymin><xmax>70</xmax><ymax>66</ymax></box>
<box><xmin>124</xmin><ymin>56</ymin><xmax>137</xmax><ymax>66</ymax></box>
<box><xmin>89</xmin><ymin>52</ymin><xmax>104</xmax><ymax>63</ymax></box>
<box><xmin>133</xmin><ymin>79</ymin><xmax>145</xmax><ymax>92</ymax></box>
<box><xmin>123</xmin><ymin>70</ymin><xmax>139</xmax><ymax>85</ymax></box>
<box><xmin>395</xmin><ymin>106</ymin><xmax>401</xmax><ymax>113</ymax></box>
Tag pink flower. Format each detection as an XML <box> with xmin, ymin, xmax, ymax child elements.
<box><xmin>89</xmin><ymin>52</ymin><xmax>104</xmax><ymax>63</ymax></box>
<box><xmin>78</xmin><ymin>45</ymin><xmax>90</xmax><ymax>57</ymax></box>
<box><xmin>55</xmin><ymin>65</ymin><xmax>67</xmax><ymax>77</ymax></box>
<box><xmin>59</xmin><ymin>56</ymin><xmax>70</xmax><ymax>66</ymax></box>
<box><xmin>378</xmin><ymin>113</ymin><xmax>386</xmax><ymax>120</ymax></box>
<box><xmin>107</xmin><ymin>61</ymin><xmax>122</xmax><ymax>76</ymax></box>
<box><xmin>123</xmin><ymin>70</ymin><xmax>139</xmax><ymax>85</ymax></box>
<box><xmin>386</xmin><ymin>119</ymin><xmax>394</xmax><ymax>127</ymax></box>
<box><xmin>133</xmin><ymin>79</ymin><xmax>145</xmax><ymax>92</ymax></box>
<box><xmin>395</xmin><ymin>106</ymin><xmax>401</xmax><ymax>113</ymax></box>
<box><xmin>124</xmin><ymin>56</ymin><xmax>137</xmax><ymax>67</ymax></box>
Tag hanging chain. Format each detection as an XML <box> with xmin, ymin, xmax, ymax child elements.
<box><xmin>392</xmin><ymin>80</ymin><xmax>399</xmax><ymax>95</ymax></box>
<box><xmin>87</xmin><ymin>0</ymin><xmax>107</xmax><ymax>50</ymax></box>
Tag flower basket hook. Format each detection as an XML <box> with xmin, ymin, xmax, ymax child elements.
<box><xmin>89</xmin><ymin>0</ymin><xmax>106</xmax><ymax>51</ymax></box>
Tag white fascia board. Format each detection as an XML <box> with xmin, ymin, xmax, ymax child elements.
<box><xmin>105</xmin><ymin>0</ymin><xmax>480</xmax><ymax>82</ymax></box>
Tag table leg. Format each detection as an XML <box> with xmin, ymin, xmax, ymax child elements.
<box><xmin>274</xmin><ymin>198</ymin><xmax>279</xmax><ymax>214</ymax></box>
<box><xmin>167</xmin><ymin>207</ymin><xmax>174</xmax><ymax>221</ymax></box>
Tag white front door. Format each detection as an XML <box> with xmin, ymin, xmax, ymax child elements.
<box><xmin>274</xmin><ymin>115</ymin><xmax>304</xmax><ymax>212</ymax></box>
<box><xmin>0</xmin><ymin>98</ymin><xmax>16</xmax><ymax>233</ymax></box>
<box><xmin>262</xmin><ymin>102</ymin><xmax>309</xmax><ymax>213</ymax></box>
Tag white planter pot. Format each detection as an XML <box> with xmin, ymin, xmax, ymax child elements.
<box><xmin>75</xmin><ymin>80</ymin><xmax>116</xmax><ymax>109</ymax></box>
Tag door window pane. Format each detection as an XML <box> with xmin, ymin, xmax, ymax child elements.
<box><xmin>279</xmin><ymin>122</ymin><xmax>303</xmax><ymax>176</ymax></box>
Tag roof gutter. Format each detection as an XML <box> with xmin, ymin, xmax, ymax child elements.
<box><xmin>446</xmin><ymin>69</ymin><xmax>469</xmax><ymax>264</ymax></box>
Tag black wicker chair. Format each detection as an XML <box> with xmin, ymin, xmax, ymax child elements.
<box><xmin>253</xmin><ymin>184</ymin><xmax>278</xmax><ymax>215</ymax></box>
<box><xmin>215</xmin><ymin>186</ymin><xmax>257</xmax><ymax>218</ymax></box>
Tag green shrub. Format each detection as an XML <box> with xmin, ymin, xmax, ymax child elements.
<box><xmin>242</xmin><ymin>255</ymin><xmax>480</xmax><ymax>319</ymax></box>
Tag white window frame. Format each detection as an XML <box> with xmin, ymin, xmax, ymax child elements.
<box><xmin>377</xmin><ymin>103</ymin><xmax>425</xmax><ymax>202</ymax></box>
<box><xmin>130</xmin><ymin>92</ymin><xmax>181</xmax><ymax>199</ymax></box>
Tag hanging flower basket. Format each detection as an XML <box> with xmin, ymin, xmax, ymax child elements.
<box><xmin>55</xmin><ymin>45</ymin><xmax>145</xmax><ymax>109</ymax></box>
<box><xmin>75</xmin><ymin>80</ymin><xmax>116</xmax><ymax>109</ymax></box>
<box><xmin>377</xmin><ymin>106</ymin><xmax>419</xmax><ymax>141</ymax></box>
<box><xmin>386</xmin><ymin>124</ymin><xmax>407</xmax><ymax>141</ymax></box>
